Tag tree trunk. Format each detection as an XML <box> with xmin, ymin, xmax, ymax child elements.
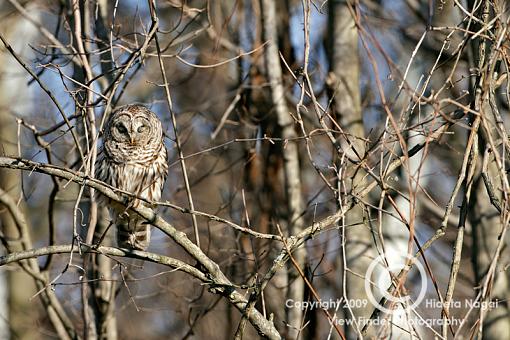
<box><xmin>0</xmin><ymin>4</ymin><xmax>38</xmax><ymax>338</ymax></box>
<box><xmin>468</xmin><ymin>1</ymin><xmax>510</xmax><ymax>338</ymax></box>
<box><xmin>261</xmin><ymin>0</ymin><xmax>306</xmax><ymax>337</ymax></box>
<box><xmin>328</xmin><ymin>1</ymin><xmax>371</xmax><ymax>337</ymax></box>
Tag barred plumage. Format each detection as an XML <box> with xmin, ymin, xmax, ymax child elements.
<box><xmin>96</xmin><ymin>104</ymin><xmax>168</xmax><ymax>250</ymax></box>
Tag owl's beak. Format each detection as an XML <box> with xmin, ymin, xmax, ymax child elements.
<box><xmin>129</xmin><ymin>134</ymin><xmax>136</xmax><ymax>145</ymax></box>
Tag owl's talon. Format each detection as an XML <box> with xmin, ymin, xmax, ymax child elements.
<box><xmin>73</xmin><ymin>234</ymin><xmax>83</xmax><ymax>244</ymax></box>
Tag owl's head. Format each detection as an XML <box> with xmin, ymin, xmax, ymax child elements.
<box><xmin>105</xmin><ymin>105</ymin><xmax>162</xmax><ymax>147</ymax></box>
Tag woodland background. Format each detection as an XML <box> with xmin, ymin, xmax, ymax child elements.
<box><xmin>0</xmin><ymin>0</ymin><xmax>509</xmax><ymax>339</ymax></box>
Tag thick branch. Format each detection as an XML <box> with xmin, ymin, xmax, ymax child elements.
<box><xmin>0</xmin><ymin>244</ymin><xmax>207</xmax><ymax>281</ymax></box>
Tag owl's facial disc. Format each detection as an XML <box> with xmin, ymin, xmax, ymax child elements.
<box><xmin>131</xmin><ymin>116</ymin><xmax>153</xmax><ymax>145</ymax></box>
<box><xmin>110</xmin><ymin>114</ymin><xmax>132</xmax><ymax>143</ymax></box>
<box><xmin>108</xmin><ymin>107</ymin><xmax>160</xmax><ymax>150</ymax></box>
<box><xmin>116</xmin><ymin>122</ymin><xmax>128</xmax><ymax>134</ymax></box>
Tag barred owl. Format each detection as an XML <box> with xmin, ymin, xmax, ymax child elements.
<box><xmin>96</xmin><ymin>104</ymin><xmax>168</xmax><ymax>250</ymax></box>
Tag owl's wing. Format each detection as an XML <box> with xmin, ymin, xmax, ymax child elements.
<box><xmin>162</xmin><ymin>143</ymin><xmax>169</xmax><ymax>183</ymax></box>
<box><xmin>94</xmin><ymin>147</ymin><xmax>106</xmax><ymax>178</ymax></box>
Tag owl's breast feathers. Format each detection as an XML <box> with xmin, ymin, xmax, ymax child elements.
<box><xmin>102</xmin><ymin>136</ymin><xmax>163</xmax><ymax>164</ymax></box>
<box><xmin>95</xmin><ymin>141</ymin><xmax>168</xmax><ymax>208</ymax></box>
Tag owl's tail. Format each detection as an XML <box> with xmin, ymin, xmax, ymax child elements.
<box><xmin>116</xmin><ymin>216</ymin><xmax>151</xmax><ymax>251</ymax></box>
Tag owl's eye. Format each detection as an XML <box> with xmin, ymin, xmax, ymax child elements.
<box><xmin>116</xmin><ymin>124</ymin><xmax>128</xmax><ymax>134</ymax></box>
<box><xmin>137</xmin><ymin>125</ymin><xmax>148</xmax><ymax>133</ymax></box>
